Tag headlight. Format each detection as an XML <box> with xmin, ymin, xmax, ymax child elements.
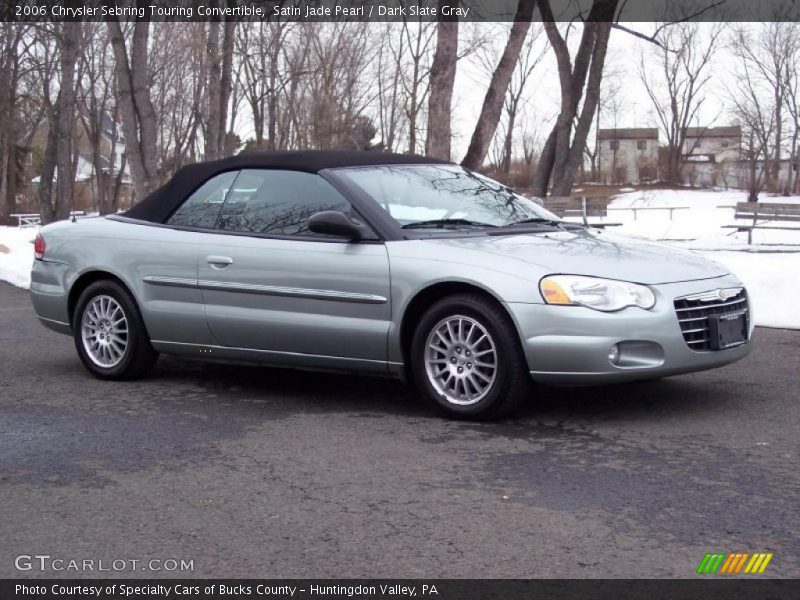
<box><xmin>540</xmin><ymin>275</ymin><xmax>656</xmax><ymax>312</ymax></box>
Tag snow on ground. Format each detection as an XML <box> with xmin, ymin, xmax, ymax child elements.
<box><xmin>601</xmin><ymin>188</ymin><xmax>800</xmax><ymax>249</ymax></box>
<box><xmin>0</xmin><ymin>226</ymin><xmax>35</xmax><ymax>289</ymax></box>
<box><xmin>1</xmin><ymin>188</ymin><xmax>798</xmax><ymax>329</ymax></box>
<box><xmin>587</xmin><ymin>189</ymin><xmax>800</xmax><ymax>329</ymax></box>
<box><xmin>570</xmin><ymin>188</ymin><xmax>800</xmax><ymax>329</ymax></box>
<box><xmin>698</xmin><ymin>251</ymin><xmax>800</xmax><ymax>330</ymax></box>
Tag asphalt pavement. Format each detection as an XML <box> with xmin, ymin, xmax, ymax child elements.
<box><xmin>1</xmin><ymin>282</ymin><xmax>798</xmax><ymax>578</ymax></box>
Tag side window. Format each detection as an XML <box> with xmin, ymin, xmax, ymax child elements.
<box><xmin>609</xmin><ymin>140</ymin><xmax>619</xmax><ymax>150</ymax></box>
<box><xmin>217</xmin><ymin>169</ymin><xmax>352</xmax><ymax>236</ymax></box>
<box><xmin>167</xmin><ymin>171</ymin><xmax>238</xmax><ymax>228</ymax></box>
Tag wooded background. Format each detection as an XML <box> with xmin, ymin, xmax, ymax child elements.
<box><xmin>1</xmin><ymin>0</ymin><xmax>798</xmax><ymax>223</ymax></box>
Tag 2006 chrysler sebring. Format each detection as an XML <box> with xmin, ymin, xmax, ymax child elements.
<box><xmin>30</xmin><ymin>151</ymin><xmax>753</xmax><ymax>419</ymax></box>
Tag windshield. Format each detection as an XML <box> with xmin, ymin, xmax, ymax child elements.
<box><xmin>332</xmin><ymin>164</ymin><xmax>560</xmax><ymax>231</ymax></box>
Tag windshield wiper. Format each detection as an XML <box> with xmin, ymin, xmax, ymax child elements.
<box><xmin>401</xmin><ymin>218</ymin><xmax>497</xmax><ymax>230</ymax></box>
<box><xmin>505</xmin><ymin>217</ymin><xmax>565</xmax><ymax>228</ymax></box>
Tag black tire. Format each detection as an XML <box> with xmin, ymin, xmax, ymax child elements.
<box><xmin>72</xmin><ymin>279</ymin><xmax>158</xmax><ymax>380</ymax></box>
<box><xmin>410</xmin><ymin>293</ymin><xmax>529</xmax><ymax>420</ymax></box>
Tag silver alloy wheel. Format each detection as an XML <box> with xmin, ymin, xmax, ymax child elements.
<box><xmin>424</xmin><ymin>315</ymin><xmax>498</xmax><ymax>406</ymax></box>
<box><xmin>81</xmin><ymin>295</ymin><xmax>129</xmax><ymax>368</ymax></box>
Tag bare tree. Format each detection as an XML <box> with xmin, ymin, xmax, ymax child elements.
<box><xmin>499</xmin><ymin>27</ymin><xmax>546</xmax><ymax>175</ymax></box>
<box><xmin>78</xmin><ymin>23</ymin><xmax>125</xmax><ymax>214</ymax></box>
<box><xmin>727</xmin><ymin>35</ymin><xmax>778</xmax><ymax>201</ymax></box>
<box><xmin>583</xmin><ymin>49</ymin><xmax>624</xmax><ymax>182</ymax></box>
<box><xmin>203</xmin><ymin>7</ymin><xmax>236</xmax><ymax>161</ymax></box>
<box><xmin>425</xmin><ymin>0</ymin><xmax>460</xmax><ymax>160</ymax></box>
<box><xmin>397</xmin><ymin>19</ymin><xmax>436</xmax><ymax>154</ymax></box>
<box><xmin>237</xmin><ymin>21</ymin><xmax>294</xmax><ymax>149</ymax></box>
<box><xmin>37</xmin><ymin>22</ymin><xmax>81</xmax><ymax>224</ymax></box>
<box><xmin>461</xmin><ymin>0</ymin><xmax>536</xmax><ymax>170</ymax></box>
<box><xmin>532</xmin><ymin>0</ymin><xmax>618</xmax><ymax>198</ymax></box>
<box><xmin>0</xmin><ymin>24</ymin><xmax>31</xmax><ymax>223</ymax></box>
<box><xmin>730</xmin><ymin>23</ymin><xmax>796</xmax><ymax>193</ymax></box>
<box><xmin>639</xmin><ymin>23</ymin><xmax>721</xmax><ymax>184</ymax></box>
<box><xmin>784</xmin><ymin>25</ymin><xmax>800</xmax><ymax>194</ymax></box>
<box><xmin>108</xmin><ymin>20</ymin><xmax>158</xmax><ymax>200</ymax></box>
<box><xmin>375</xmin><ymin>23</ymin><xmax>407</xmax><ymax>152</ymax></box>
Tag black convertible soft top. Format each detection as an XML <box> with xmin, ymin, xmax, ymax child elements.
<box><xmin>123</xmin><ymin>150</ymin><xmax>449</xmax><ymax>224</ymax></box>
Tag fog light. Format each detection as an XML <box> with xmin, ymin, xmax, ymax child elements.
<box><xmin>608</xmin><ymin>344</ymin><xmax>620</xmax><ymax>365</ymax></box>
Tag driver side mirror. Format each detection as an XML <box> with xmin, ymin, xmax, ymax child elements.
<box><xmin>308</xmin><ymin>211</ymin><xmax>362</xmax><ymax>241</ymax></box>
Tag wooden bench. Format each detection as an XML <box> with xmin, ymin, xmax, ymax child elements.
<box><xmin>542</xmin><ymin>197</ymin><xmax>622</xmax><ymax>228</ymax></box>
<box><xmin>722</xmin><ymin>202</ymin><xmax>800</xmax><ymax>244</ymax></box>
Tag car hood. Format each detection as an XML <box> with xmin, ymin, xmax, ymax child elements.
<box><xmin>421</xmin><ymin>228</ymin><xmax>728</xmax><ymax>285</ymax></box>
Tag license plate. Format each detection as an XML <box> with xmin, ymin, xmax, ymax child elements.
<box><xmin>709</xmin><ymin>312</ymin><xmax>748</xmax><ymax>350</ymax></box>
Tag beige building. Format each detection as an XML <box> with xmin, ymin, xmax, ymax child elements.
<box><xmin>597</xmin><ymin>128</ymin><xmax>659</xmax><ymax>184</ymax></box>
<box><xmin>680</xmin><ymin>126</ymin><xmax>743</xmax><ymax>188</ymax></box>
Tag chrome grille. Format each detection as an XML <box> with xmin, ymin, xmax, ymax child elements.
<box><xmin>674</xmin><ymin>288</ymin><xmax>749</xmax><ymax>351</ymax></box>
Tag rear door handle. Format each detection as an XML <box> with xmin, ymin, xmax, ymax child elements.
<box><xmin>206</xmin><ymin>255</ymin><xmax>234</xmax><ymax>269</ymax></box>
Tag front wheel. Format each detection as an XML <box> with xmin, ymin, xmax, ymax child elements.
<box><xmin>72</xmin><ymin>280</ymin><xmax>158</xmax><ymax>380</ymax></box>
<box><xmin>410</xmin><ymin>293</ymin><xmax>530</xmax><ymax>420</ymax></box>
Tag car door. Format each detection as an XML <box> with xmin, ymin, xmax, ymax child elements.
<box><xmin>136</xmin><ymin>170</ymin><xmax>239</xmax><ymax>346</ymax></box>
<box><xmin>197</xmin><ymin>169</ymin><xmax>392</xmax><ymax>370</ymax></box>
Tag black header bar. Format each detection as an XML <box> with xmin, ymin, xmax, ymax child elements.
<box><xmin>2</xmin><ymin>0</ymin><xmax>799</xmax><ymax>22</ymax></box>
<box><xmin>4</xmin><ymin>579</ymin><xmax>800</xmax><ymax>600</ymax></box>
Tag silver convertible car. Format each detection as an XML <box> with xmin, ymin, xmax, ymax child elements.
<box><xmin>31</xmin><ymin>151</ymin><xmax>752</xmax><ymax>419</ymax></box>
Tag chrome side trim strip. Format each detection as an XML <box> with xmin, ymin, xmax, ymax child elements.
<box><xmin>196</xmin><ymin>279</ymin><xmax>388</xmax><ymax>304</ymax></box>
<box><xmin>142</xmin><ymin>276</ymin><xmax>198</xmax><ymax>289</ymax></box>
<box><xmin>150</xmin><ymin>340</ymin><xmax>389</xmax><ymax>365</ymax></box>
<box><xmin>37</xmin><ymin>315</ymin><xmax>71</xmax><ymax>327</ymax></box>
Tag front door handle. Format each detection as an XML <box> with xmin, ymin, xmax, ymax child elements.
<box><xmin>206</xmin><ymin>255</ymin><xmax>234</xmax><ymax>269</ymax></box>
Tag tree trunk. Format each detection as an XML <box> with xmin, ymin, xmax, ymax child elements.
<box><xmin>131</xmin><ymin>23</ymin><xmax>158</xmax><ymax>188</ymax></box>
<box><xmin>205</xmin><ymin>20</ymin><xmax>222</xmax><ymax>160</ymax></box>
<box><xmin>532</xmin><ymin>0</ymin><xmax>618</xmax><ymax>197</ymax></box>
<box><xmin>461</xmin><ymin>0</ymin><xmax>534</xmax><ymax>170</ymax></box>
<box><xmin>92</xmin><ymin>139</ymin><xmax>108</xmax><ymax>215</ymax></box>
<box><xmin>0</xmin><ymin>54</ymin><xmax>8</xmax><ymax>224</ymax></box>
<box><xmin>773</xmin><ymin>88</ymin><xmax>782</xmax><ymax>192</ymax></box>
<box><xmin>37</xmin><ymin>23</ymin><xmax>80</xmax><ymax>224</ymax></box>
<box><xmin>219</xmin><ymin>17</ymin><xmax>236</xmax><ymax>155</ymax></box>
<box><xmin>532</xmin><ymin>127</ymin><xmax>556</xmax><ymax>197</ymax></box>
<box><xmin>551</xmin><ymin>21</ymin><xmax>612</xmax><ymax>196</ymax></box>
<box><xmin>0</xmin><ymin>24</ymin><xmax>20</xmax><ymax>224</ymax></box>
<box><xmin>425</xmin><ymin>0</ymin><xmax>459</xmax><ymax>160</ymax></box>
<box><xmin>5</xmin><ymin>142</ymin><xmax>16</xmax><ymax>222</ymax></box>
<box><xmin>501</xmin><ymin>104</ymin><xmax>517</xmax><ymax>174</ymax></box>
<box><xmin>0</xmin><ymin>123</ymin><xmax>9</xmax><ymax>225</ymax></box>
<box><xmin>747</xmin><ymin>132</ymin><xmax>759</xmax><ymax>202</ymax></box>
<box><xmin>108</xmin><ymin>20</ymin><xmax>158</xmax><ymax>201</ymax></box>
<box><xmin>37</xmin><ymin>107</ymin><xmax>58</xmax><ymax>223</ymax></box>
<box><xmin>54</xmin><ymin>23</ymin><xmax>80</xmax><ymax>221</ymax></box>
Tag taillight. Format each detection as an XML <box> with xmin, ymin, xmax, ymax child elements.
<box><xmin>34</xmin><ymin>233</ymin><xmax>45</xmax><ymax>260</ymax></box>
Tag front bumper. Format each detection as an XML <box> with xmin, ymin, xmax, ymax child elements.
<box><xmin>507</xmin><ymin>275</ymin><xmax>754</xmax><ymax>385</ymax></box>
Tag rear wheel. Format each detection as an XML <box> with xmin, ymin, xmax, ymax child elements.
<box><xmin>72</xmin><ymin>280</ymin><xmax>158</xmax><ymax>380</ymax></box>
<box><xmin>410</xmin><ymin>293</ymin><xmax>529</xmax><ymax>420</ymax></box>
